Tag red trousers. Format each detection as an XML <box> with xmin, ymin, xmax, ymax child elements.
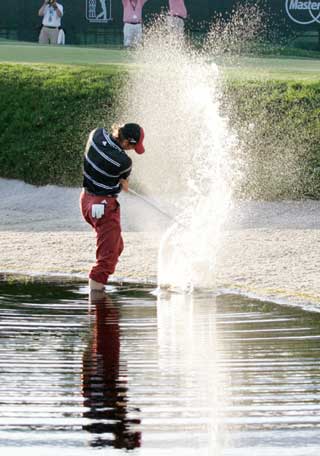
<box><xmin>80</xmin><ymin>191</ymin><xmax>124</xmax><ymax>284</ymax></box>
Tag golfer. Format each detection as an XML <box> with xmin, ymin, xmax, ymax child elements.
<box><xmin>80</xmin><ymin>123</ymin><xmax>145</xmax><ymax>291</ymax></box>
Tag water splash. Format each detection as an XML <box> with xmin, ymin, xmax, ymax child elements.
<box><xmin>157</xmin><ymin>54</ymin><xmax>238</xmax><ymax>291</ymax></box>
<box><xmin>120</xmin><ymin>17</ymin><xmax>240</xmax><ymax>292</ymax></box>
<box><xmin>204</xmin><ymin>3</ymin><xmax>268</xmax><ymax>60</ymax></box>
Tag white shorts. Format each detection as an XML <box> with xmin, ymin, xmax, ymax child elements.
<box><xmin>123</xmin><ymin>23</ymin><xmax>143</xmax><ymax>47</ymax></box>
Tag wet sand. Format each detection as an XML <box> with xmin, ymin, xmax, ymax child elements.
<box><xmin>1</xmin><ymin>178</ymin><xmax>320</xmax><ymax>310</ymax></box>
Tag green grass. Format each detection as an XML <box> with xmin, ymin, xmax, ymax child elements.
<box><xmin>222</xmin><ymin>56</ymin><xmax>320</xmax><ymax>82</ymax></box>
<box><xmin>0</xmin><ymin>42</ymin><xmax>133</xmax><ymax>66</ymax></box>
<box><xmin>247</xmin><ymin>42</ymin><xmax>320</xmax><ymax>59</ymax></box>
<box><xmin>0</xmin><ymin>41</ymin><xmax>319</xmax><ymax>81</ymax></box>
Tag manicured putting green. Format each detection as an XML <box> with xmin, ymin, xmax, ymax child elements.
<box><xmin>0</xmin><ymin>40</ymin><xmax>319</xmax><ymax>81</ymax></box>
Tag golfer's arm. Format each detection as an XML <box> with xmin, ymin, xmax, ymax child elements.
<box><xmin>119</xmin><ymin>178</ymin><xmax>129</xmax><ymax>192</ymax></box>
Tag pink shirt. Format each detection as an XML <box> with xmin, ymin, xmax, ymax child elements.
<box><xmin>122</xmin><ymin>0</ymin><xmax>148</xmax><ymax>23</ymax></box>
<box><xmin>168</xmin><ymin>0</ymin><xmax>187</xmax><ymax>19</ymax></box>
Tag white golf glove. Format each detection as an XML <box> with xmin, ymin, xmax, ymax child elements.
<box><xmin>91</xmin><ymin>204</ymin><xmax>105</xmax><ymax>219</ymax></box>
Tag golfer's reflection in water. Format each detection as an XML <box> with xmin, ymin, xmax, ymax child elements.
<box><xmin>82</xmin><ymin>292</ymin><xmax>141</xmax><ymax>449</ymax></box>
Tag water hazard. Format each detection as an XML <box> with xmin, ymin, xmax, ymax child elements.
<box><xmin>1</xmin><ymin>279</ymin><xmax>320</xmax><ymax>455</ymax></box>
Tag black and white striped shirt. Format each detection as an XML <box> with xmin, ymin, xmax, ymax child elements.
<box><xmin>83</xmin><ymin>128</ymin><xmax>132</xmax><ymax>196</ymax></box>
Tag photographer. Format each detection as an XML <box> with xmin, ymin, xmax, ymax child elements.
<box><xmin>38</xmin><ymin>0</ymin><xmax>64</xmax><ymax>45</ymax></box>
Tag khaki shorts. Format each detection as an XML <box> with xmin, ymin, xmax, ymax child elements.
<box><xmin>39</xmin><ymin>26</ymin><xmax>59</xmax><ymax>45</ymax></box>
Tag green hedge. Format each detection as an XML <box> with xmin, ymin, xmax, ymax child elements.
<box><xmin>0</xmin><ymin>63</ymin><xmax>125</xmax><ymax>186</ymax></box>
<box><xmin>0</xmin><ymin>63</ymin><xmax>319</xmax><ymax>198</ymax></box>
<box><xmin>223</xmin><ymin>80</ymin><xmax>320</xmax><ymax>199</ymax></box>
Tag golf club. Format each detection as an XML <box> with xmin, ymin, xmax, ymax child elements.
<box><xmin>128</xmin><ymin>188</ymin><xmax>185</xmax><ymax>227</ymax></box>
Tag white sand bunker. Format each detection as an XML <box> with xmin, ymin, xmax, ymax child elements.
<box><xmin>0</xmin><ymin>178</ymin><xmax>320</xmax><ymax>310</ymax></box>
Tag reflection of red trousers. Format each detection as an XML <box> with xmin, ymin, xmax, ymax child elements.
<box><xmin>80</xmin><ymin>191</ymin><xmax>124</xmax><ymax>284</ymax></box>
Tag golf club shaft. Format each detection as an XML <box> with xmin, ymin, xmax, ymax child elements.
<box><xmin>128</xmin><ymin>188</ymin><xmax>175</xmax><ymax>222</ymax></box>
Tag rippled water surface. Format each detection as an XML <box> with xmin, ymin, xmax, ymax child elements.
<box><xmin>1</xmin><ymin>279</ymin><xmax>320</xmax><ymax>456</ymax></box>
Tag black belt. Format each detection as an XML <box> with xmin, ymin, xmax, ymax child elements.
<box><xmin>171</xmin><ymin>15</ymin><xmax>186</xmax><ymax>20</ymax></box>
<box><xmin>43</xmin><ymin>25</ymin><xmax>59</xmax><ymax>29</ymax></box>
<box><xmin>125</xmin><ymin>22</ymin><xmax>141</xmax><ymax>25</ymax></box>
<box><xmin>83</xmin><ymin>188</ymin><xmax>117</xmax><ymax>198</ymax></box>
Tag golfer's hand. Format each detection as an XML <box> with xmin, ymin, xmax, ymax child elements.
<box><xmin>120</xmin><ymin>178</ymin><xmax>129</xmax><ymax>192</ymax></box>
